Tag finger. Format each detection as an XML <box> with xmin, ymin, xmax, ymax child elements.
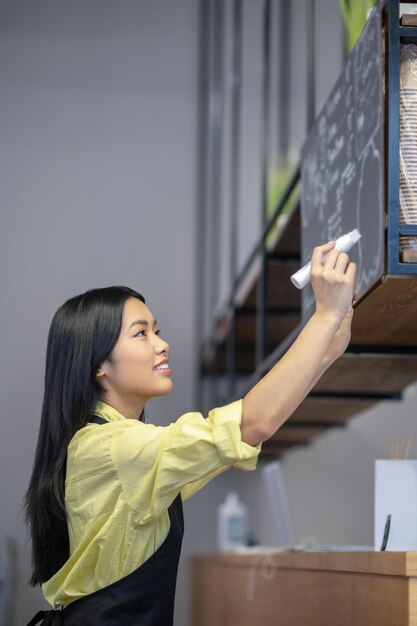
<box><xmin>316</xmin><ymin>241</ymin><xmax>336</xmax><ymax>257</ymax></box>
<box><xmin>345</xmin><ymin>261</ymin><xmax>357</xmax><ymax>284</ymax></box>
<box><xmin>311</xmin><ymin>241</ymin><xmax>336</xmax><ymax>270</ymax></box>
<box><xmin>319</xmin><ymin>240</ymin><xmax>337</xmax><ymax>252</ymax></box>
<box><xmin>334</xmin><ymin>252</ymin><xmax>350</xmax><ymax>274</ymax></box>
<box><xmin>322</xmin><ymin>248</ymin><xmax>342</xmax><ymax>271</ymax></box>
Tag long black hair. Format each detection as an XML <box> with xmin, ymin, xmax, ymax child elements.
<box><xmin>25</xmin><ymin>286</ymin><xmax>145</xmax><ymax>586</ymax></box>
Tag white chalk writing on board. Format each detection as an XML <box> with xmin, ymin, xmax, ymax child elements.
<box><xmin>300</xmin><ymin>4</ymin><xmax>383</xmax><ymax>320</ymax></box>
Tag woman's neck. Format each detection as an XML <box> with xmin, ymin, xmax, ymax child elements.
<box><xmin>99</xmin><ymin>392</ymin><xmax>145</xmax><ymax>420</ymax></box>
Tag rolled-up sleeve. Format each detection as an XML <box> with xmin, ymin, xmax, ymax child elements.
<box><xmin>111</xmin><ymin>399</ymin><xmax>260</xmax><ymax>524</ymax></box>
<box><xmin>208</xmin><ymin>400</ymin><xmax>260</xmax><ymax>468</ymax></box>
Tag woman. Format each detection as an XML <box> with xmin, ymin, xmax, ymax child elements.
<box><xmin>25</xmin><ymin>242</ymin><xmax>356</xmax><ymax>625</ymax></box>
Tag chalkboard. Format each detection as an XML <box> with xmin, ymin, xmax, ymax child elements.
<box><xmin>300</xmin><ymin>3</ymin><xmax>383</xmax><ymax>321</ymax></box>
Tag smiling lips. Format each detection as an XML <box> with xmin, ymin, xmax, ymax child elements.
<box><xmin>153</xmin><ymin>361</ymin><xmax>171</xmax><ymax>375</ymax></box>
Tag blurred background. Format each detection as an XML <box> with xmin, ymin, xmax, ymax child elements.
<box><xmin>1</xmin><ymin>1</ymin><xmax>416</xmax><ymax>625</ymax></box>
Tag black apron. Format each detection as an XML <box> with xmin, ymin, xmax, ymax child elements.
<box><xmin>27</xmin><ymin>416</ymin><xmax>184</xmax><ymax>626</ymax></box>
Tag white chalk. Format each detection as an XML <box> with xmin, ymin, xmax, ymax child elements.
<box><xmin>291</xmin><ymin>229</ymin><xmax>361</xmax><ymax>289</ymax></box>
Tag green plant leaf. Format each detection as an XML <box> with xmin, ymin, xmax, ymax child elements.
<box><xmin>339</xmin><ymin>0</ymin><xmax>376</xmax><ymax>53</ymax></box>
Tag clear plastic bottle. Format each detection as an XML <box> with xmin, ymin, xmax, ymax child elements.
<box><xmin>217</xmin><ymin>491</ymin><xmax>248</xmax><ymax>552</ymax></box>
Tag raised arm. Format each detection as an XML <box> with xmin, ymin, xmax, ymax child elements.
<box><xmin>240</xmin><ymin>241</ymin><xmax>357</xmax><ymax>446</ymax></box>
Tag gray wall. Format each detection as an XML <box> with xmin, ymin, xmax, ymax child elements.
<box><xmin>0</xmin><ymin>1</ymin><xmax>201</xmax><ymax>624</ymax></box>
<box><xmin>280</xmin><ymin>385</ymin><xmax>417</xmax><ymax>549</ymax></box>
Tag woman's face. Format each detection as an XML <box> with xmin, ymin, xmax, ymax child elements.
<box><xmin>98</xmin><ymin>297</ymin><xmax>172</xmax><ymax>404</ymax></box>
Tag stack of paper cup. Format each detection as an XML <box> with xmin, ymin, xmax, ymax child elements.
<box><xmin>400</xmin><ymin>44</ymin><xmax>417</xmax><ymax>261</ymax></box>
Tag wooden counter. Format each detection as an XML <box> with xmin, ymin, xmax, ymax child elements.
<box><xmin>192</xmin><ymin>551</ymin><xmax>417</xmax><ymax>626</ymax></box>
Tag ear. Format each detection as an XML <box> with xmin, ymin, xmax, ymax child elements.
<box><xmin>95</xmin><ymin>358</ymin><xmax>114</xmax><ymax>388</ymax></box>
<box><xmin>95</xmin><ymin>365</ymin><xmax>109</xmax><ymax>393</ymax></box>
<box><xmin>95</xmin><ymin>365</ymin><xmax>106</xmax><ymax>383</ymax></box>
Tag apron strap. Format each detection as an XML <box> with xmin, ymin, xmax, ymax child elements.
<box><xmin>88</xmin><ymin>415</ymin><xmax>108</xmax><ymax>425</ymax></box>
<box><xmin>26</xmin><ymin>609</ymin><xmax>64</xmax><ymax>626</ymax></box>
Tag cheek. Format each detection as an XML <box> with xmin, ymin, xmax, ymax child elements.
<box><xmin>119</xmin><ymin>343</ymin><xmax>153</xmax><ymax>375</ymax></box>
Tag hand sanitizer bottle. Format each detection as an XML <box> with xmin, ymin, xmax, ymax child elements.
<box><xmin>217</xmin><ymin>491</ymin><xmax>248</xmax><ymax>552</ymax></box>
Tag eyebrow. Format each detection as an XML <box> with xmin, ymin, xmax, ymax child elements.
<box><xmin>128</xmin><ymin>319</ymin><xmax>157</xmax><ymax>330</ymax></box>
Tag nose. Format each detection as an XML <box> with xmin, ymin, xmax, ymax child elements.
<box><xmin>155</xmin><ymin>335</ymin><xmax>169</xmax><ymax>355</ymax></box>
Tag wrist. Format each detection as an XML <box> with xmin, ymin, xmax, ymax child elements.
<box><xmin>312</xmin><ymin>310</ymin><xmax>341</xmax><ymax>332</ymax></box>
<box><xmin>321</xmin><ymin>350</ymin><xmax>338</xmax><ymax>370</ymax></box>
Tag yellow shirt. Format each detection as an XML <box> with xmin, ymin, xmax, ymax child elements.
<box><xmin>42</xmin><ymin>399</ymin><xmax>260</xmax><ymax>607</ymax></box>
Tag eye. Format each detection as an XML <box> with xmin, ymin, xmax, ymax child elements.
<box><xmin>134</xmin><ymin>330</ymin><xmax>146</xmax><ymax>337</ymax></box>
<box><xmin>155</xmin><ymin>329</ymin><xmax>161</xmax><ymax>336</ymax></box>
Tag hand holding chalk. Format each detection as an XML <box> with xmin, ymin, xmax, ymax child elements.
<box><xmin>291</xmin><ymin>229</ymin><xmax>361</xmax><ymax>289</ymax></box>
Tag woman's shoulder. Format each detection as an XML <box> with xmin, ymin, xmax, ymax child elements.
<box><xmin>68</xmin><ymin>418</ymin><xmax>160</xmax><ymax>459</ymax></box>
<box><xmin>66</xmin><ymin>421</ymin><xmax>129</xmax><ymax>485</ymax></box>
